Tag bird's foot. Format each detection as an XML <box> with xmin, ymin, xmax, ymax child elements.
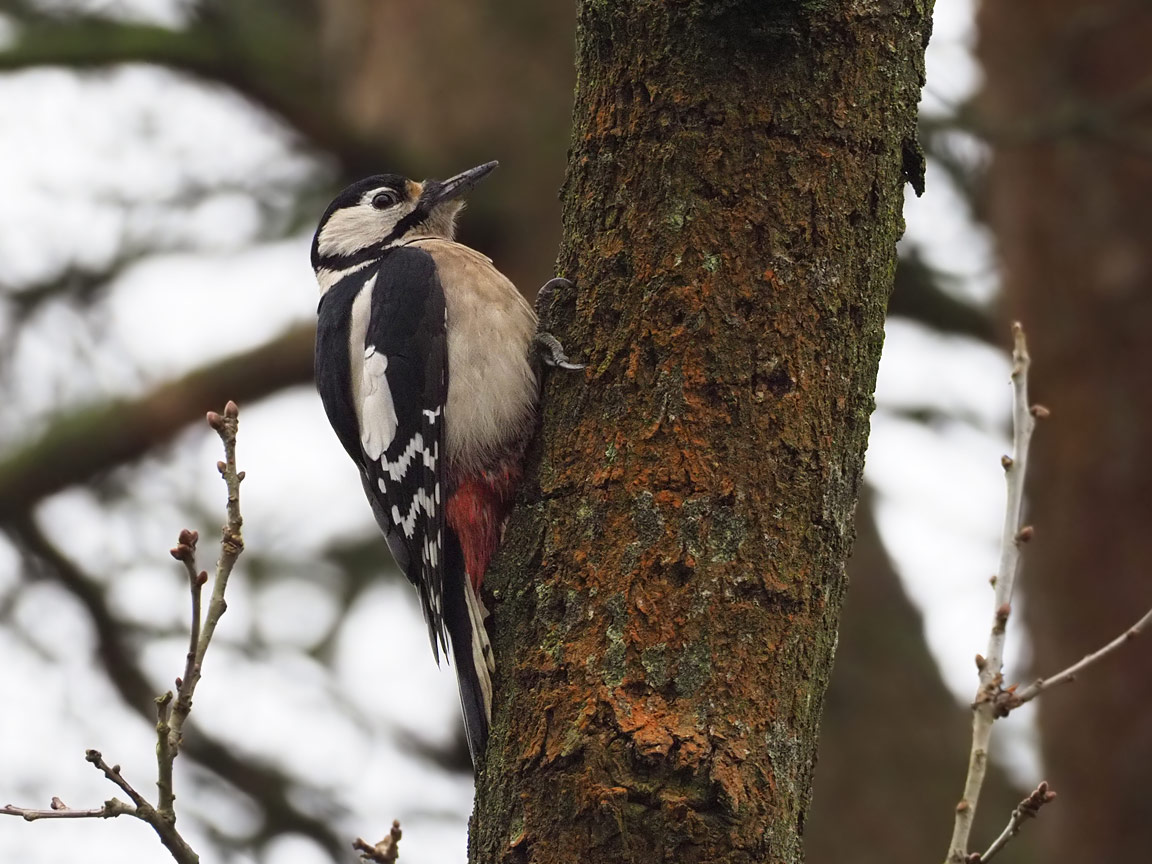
<box><xmin>535</xmin><ymin>331</ymin><xmax>584</xmax><ymax>370</ymax></box>
<box><xmin>535</xmin><ymin>277</ymin><xmax>584</xmax><ymax>371</ymax></box>
<box><xmin>534</xmin><ymin>277</ymin><xmax>572</xmax><ymax>320</ymax></box>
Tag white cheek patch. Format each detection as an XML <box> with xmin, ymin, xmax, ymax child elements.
<box><xmin>317</xmin><ymin>199</ymin><xmax>416</xmax><ymax>257</ymax></box>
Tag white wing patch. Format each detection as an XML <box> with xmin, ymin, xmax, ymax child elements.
<box><xmin>359</xmin><ymin>347</ymin><xmax>399</xmax><ymax>459</ymax></box>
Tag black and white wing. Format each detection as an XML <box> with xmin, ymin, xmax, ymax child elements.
<box><xmin>316</xmin><ymin>245</ymin><xmax>491</xmax><ymax>764</ymax></box>
<box><xmin>355</xmin><ymin>246</ymin><xmax>449</xmax><ymax>658</ymax></box>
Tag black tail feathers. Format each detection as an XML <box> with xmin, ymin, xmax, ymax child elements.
<box><xmin>442</xmin><ymin>530</ymin><xmax>494</xmax><ymax>768</ymax></box>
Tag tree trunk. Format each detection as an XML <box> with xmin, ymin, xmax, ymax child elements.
<box><xmin>472</xmin><ymin>2</ymin><xmax>932</xmax><ymax>860</ymax></box>
<box><xmin>979</xmin><ymin>2</ymin><xmax>1152</xmax><ymax>860</ymax></box>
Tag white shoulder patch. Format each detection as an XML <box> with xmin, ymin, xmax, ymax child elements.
<box><xmin>359</xmin><ymin>346</ymin><xmax>399</xmax><ymax>459</ymax></box>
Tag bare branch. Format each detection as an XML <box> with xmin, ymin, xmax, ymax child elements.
<box><xmin>997</xmin><ymin>605</ymin><xmax>1152</xmax><ymax>712</ymax></box>
<box><xmin>0</xmin><ymin>324</ymin><xmax>312</xmax><ymax>522</ymax></box>
<box><xmin>889</xmin><ymin>248</ymin><xmax>996</xmax><ymax>345</ymax></box>
<box><xmin>85</xmin><ymin>749</ymin><xmax>200</xmax><ymax>864</ymax></box>
<box><xmin>0</xmin><ymin>11</ymin><xmax>386</xmax><ymax>178</ymax></box>
<box><xmin>946</xmin><ymin>323</ymin><xmax>1038</xmax><ymax>863</ymax></box>
<box><xmin>159</xmin><ymin>403</ymin><xmax>246</xmax><ymax>838</ymax></box>
<box><xmin>168</xmin><ymin>529</ymin><xmax>207</xmax><ymax>714</ymax></box>
<box><xmin>170</xmin><ymin>401</ymin><xmax>245</xmax><ymax>750</ymax></box>
<box><xmin>4</xmin><ymin>507</ymin><xmax>346</xmax><ymax>855</ymax></box>
<box><xmin>84</xmin><ymin>750</ymin><xmax>154</xmax><ymax>812</ymax></box>
<box><xmin>156</xmin><ymin>693</ymin><xmax>177</xmax><ymax>817</ymax></box>
<box><xmin>1</xmin><ymin>798</ymin><xmax>136</xmax><ymax>821</ymax></box>
<box><xmin>970</xmin><ymin>782</ymin><xmax>1058</xmax><ymax>864</ymax></box>
<box><xmin>2</xmin><ymin>404</ymin><xmax>247</xmax><ymax>864</ymax></box>
<box><xmin>354</xmin><ymin>820</ymin><xmax>403</xmax><ymax>864</ymax></box>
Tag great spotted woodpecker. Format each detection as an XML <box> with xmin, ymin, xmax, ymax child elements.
<box><xmin>311</xmin><ymin>161</ymin><xmax>578</xmax><ymax>766</ymax></box>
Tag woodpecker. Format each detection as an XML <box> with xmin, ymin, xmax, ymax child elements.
<box><xmin>311</xmin><ymin>161</ymin><xmax>578</xmax><ymax>767</ymax></box>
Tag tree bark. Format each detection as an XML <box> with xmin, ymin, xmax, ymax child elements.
<box><xmin>979</xmin><ymin>2</ymin><xmax>1152</xmax><ymax>860</ymax></box>
<box><xmin>473</xmin><ymin>2</ymin><xmax>933</xmax><ymax>861</ymax></box>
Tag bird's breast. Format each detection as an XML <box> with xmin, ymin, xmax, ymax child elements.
<box><xmin>407</xmin><ymin>238</ymin><xmax>539</xmax><ymax>475</ymax></box>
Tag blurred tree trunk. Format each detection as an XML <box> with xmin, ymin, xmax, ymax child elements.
<box><xmin>980</xmin><ymin>1</ymin><xmax>1152</xmax><ymax>861</ymax></box>
<box><xmin>473</xmin><ymin>2</ymin><xmax>932</xmax><ymax>861</ymax></box>
<box><xmin>806</xmin><ymin>493</ymin><xmax>1029</xmax><ymax>864</ymax></box>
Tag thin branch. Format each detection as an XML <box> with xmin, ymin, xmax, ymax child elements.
<box><xmin>156</xmin><ymin>693</ymin><xmax>177</xmax><ymax>816</ymax></box>
<box><xmin>1</xmin><ymin>798</ymin><xmax>136</xmax><ymax>821</ymax></box>
<box><xmin>946</xmin><ymin>323</ymin><xmax>1039</xmax><ymax>863</ymax></box>
<box><xmin>85</xmin><ymin>749</ymin><xmax>199</xmax><ymax>864</ymax></box>
<box><xmin>970</xmin><ymin>782</ymin><xmax>1058</xmax><ymax>864</ymax></box>
<box><xmin>997</xmin><ymin>604</ymin><xmax>1152</xmax><ymax>712</ymax></box>
<box><xmin>1</xmin><ymin>404</ymin><xmax>247</xmax><ymax>864</ymax></box>
<box><xmin>84</xmin><ymin>750</ymin><xmax>154</xmax><ymax>812</ymax></box>
<box><xmin>169</xmin><ymin>402</ymin><xmax>245</xmax><ymax>752</ymax></box>
<box><xmin>4</xmin><ymin>507</ymin><xmax>346</xmax><ymax>855</ymax></box>
<box><xmin>354</xmin><ymin>820</ymin><xmax>403</xmax><ymax>864</ymax></box>
<box><xmin>160</xmin><ymin>403</ymin><xmax>245</xmax><ymax>831</ymax></box>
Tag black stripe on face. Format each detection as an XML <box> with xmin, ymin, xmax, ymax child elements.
<box><xmin>383</xmin><ymin>206</ymin><xmax>430</xmax><ymax>244</ymax></box>
<box><xmin>321</xmin><ymin>201</ymin><xmax>432</xmax><ymax>270</ymax></box>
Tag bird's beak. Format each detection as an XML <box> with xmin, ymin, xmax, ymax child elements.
<box><xmin>422</xmin><ymin>161</ymin><xmax>499</xmax><ymax>208</ymax></box>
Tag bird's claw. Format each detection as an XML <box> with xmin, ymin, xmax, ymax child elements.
<box><xmin>534</xmin><ymin>277</ymin><xmax>583</xmax><ymax>371</ymax></box>
<box><xmin>535</xmin><ymin>277</ymin><xmax>573</xmax><ymax>319</ymax></box>
<box><xmin>535</xmin><ymin>331</ymin><xmax>584</xmax><ymax>371</ymax></box>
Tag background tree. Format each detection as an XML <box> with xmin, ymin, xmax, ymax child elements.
<box><xmin>980</xmin><ymin>0</ymin><xmax>1152</xmax><ymax>860</ymax></box>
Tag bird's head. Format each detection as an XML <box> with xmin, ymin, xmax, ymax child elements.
<box><xmin>311</xmin><ymin>160</ymin><xmax>498</xmax><ymax>283</ymax></box>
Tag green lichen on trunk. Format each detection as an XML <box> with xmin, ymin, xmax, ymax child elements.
<box><xmin>473</xmin><ymin>2</ymin><xmax>932</xmax><ymax>861</ymax></box>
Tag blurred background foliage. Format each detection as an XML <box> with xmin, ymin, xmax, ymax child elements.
<box><xmin>0</xmin><ymin>1</ymin><xmax>1147</xmax><ymax>863</ymax></box>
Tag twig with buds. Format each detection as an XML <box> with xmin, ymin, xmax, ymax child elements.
<box><xmin>994</xmin><ymin>605</ymin><xmax>1152</xmax><ymax>714</ymax></box>
<box><xmin>946</xmin><ymin>324</ymin><xmax>1039</xmax><ymax>863</ymax></box>
<box><xmin>354</xmin><ymin>820</ymin><xmax>404</xmax><ymax>863</ymax></box>
<box><xmin>966</xmin><ymin>782</ymin><xmax>1058</xmax><ymax>864</ymax></box>
<box><xmin>943</xmin><ymin>326</ymin><xmax>1152</xmax><ymax>863</ymax></box>
<box><xmin>1</xmin><ymin>403</ymin><xmax>246</xmax><ymax>864</ymax></box>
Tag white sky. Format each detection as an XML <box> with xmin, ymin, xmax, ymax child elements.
<box><xmin>0</xmin><ymin>1</ymin><xmax>1043</xmax><ymax>862</ymax></box>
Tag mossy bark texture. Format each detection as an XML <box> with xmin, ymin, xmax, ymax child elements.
<box><xmin>474</xmin><ymin>3</ymin><xmax>932</xmax><ymax>862</ymax></box>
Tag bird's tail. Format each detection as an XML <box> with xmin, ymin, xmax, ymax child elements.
<box><xmin>443</xmin><ymin>530</ymin><xmax>494</xmax><ymax>767</ymax></box>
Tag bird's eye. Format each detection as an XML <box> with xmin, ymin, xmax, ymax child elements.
<box><xmin>371</xmin><ymin>191</ymin><xmax>399</xmax><ymax>210</ymax></box>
